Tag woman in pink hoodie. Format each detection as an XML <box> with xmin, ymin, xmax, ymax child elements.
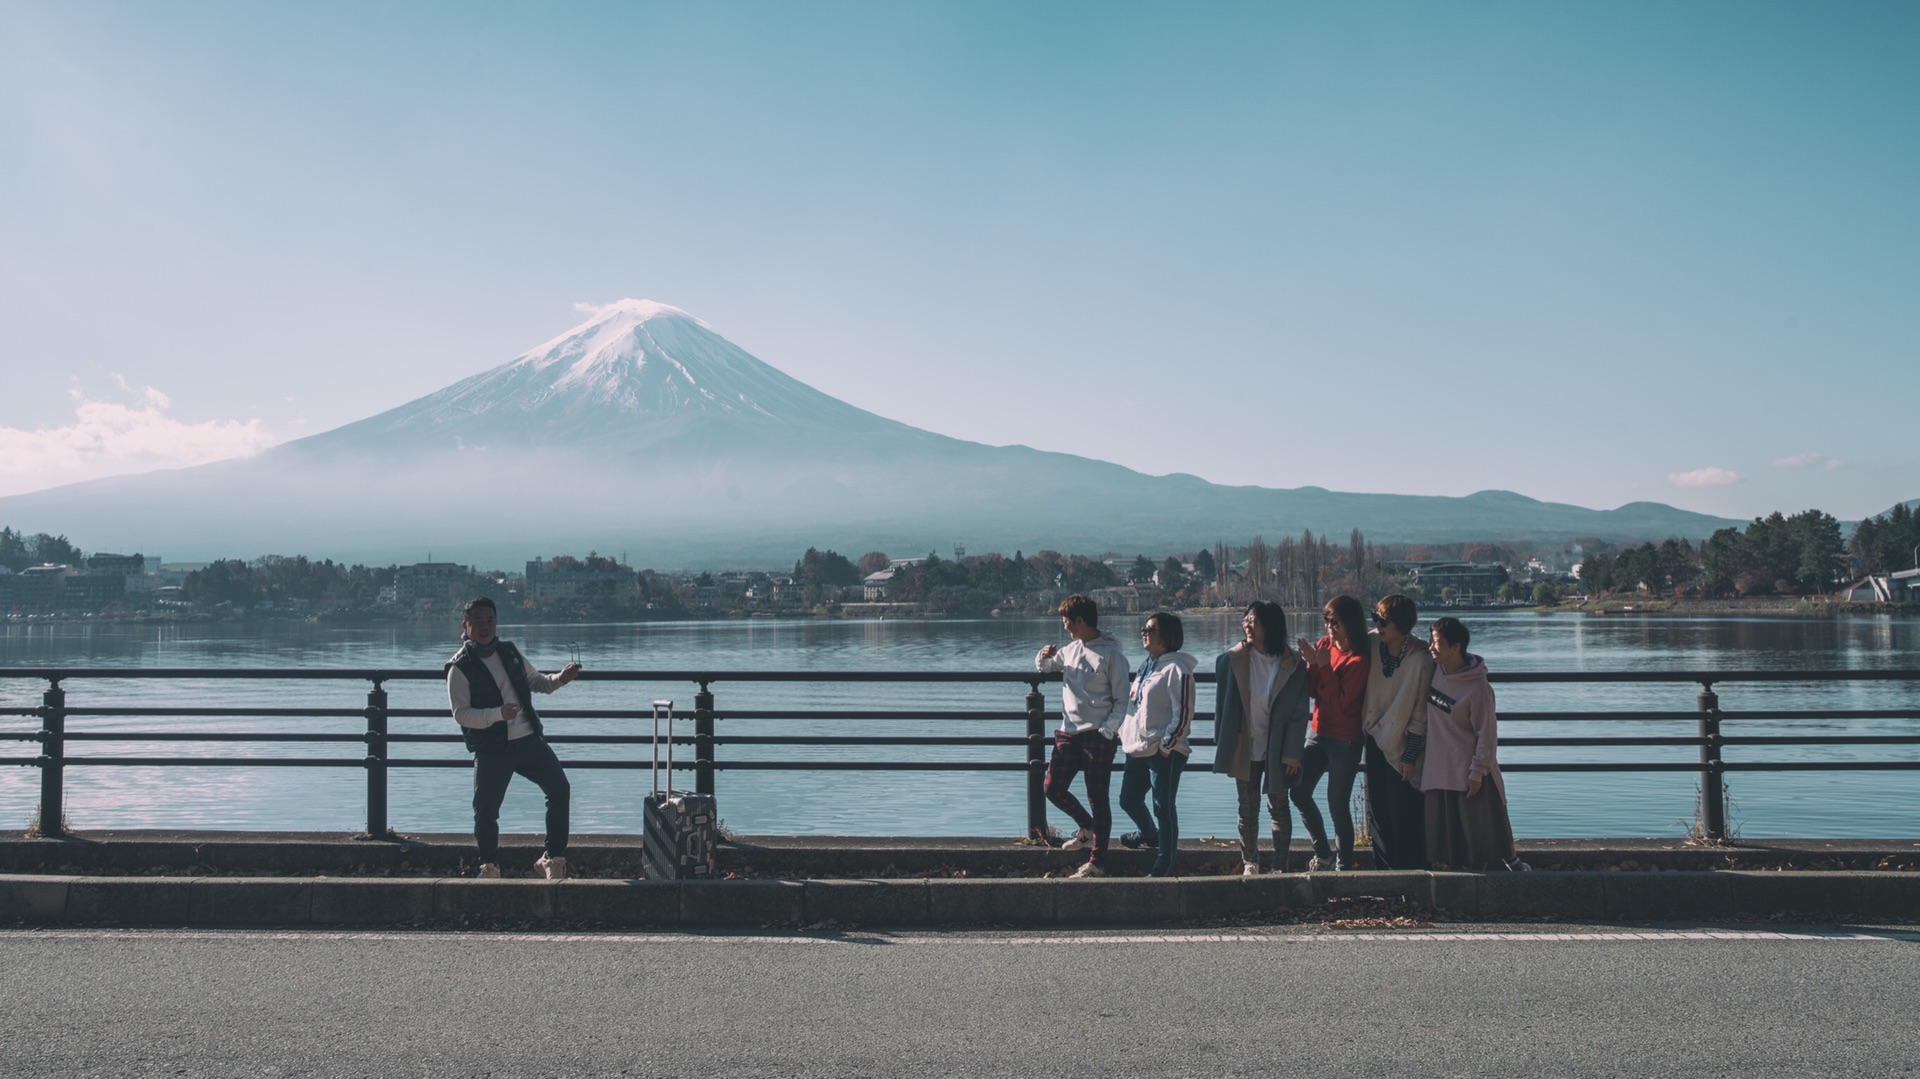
<box><xmin>1422</xmin><ymin>617</ymin><xmax>1519</xmax><ymax>871</ymax></box>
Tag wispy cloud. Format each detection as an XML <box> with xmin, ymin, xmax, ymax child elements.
<box><xmin>0</xmin><ymin>380</ymin><xmax>274</xmax><ymax>497</ymax></box>
<box><xmin>1772</xmin><ymin>453</ymin><xmax>1843</xmax><ymax>471</ymax></box>
<box><xmin>1668</xmin><ymin>466</ymin><xmax>1740</xmax><ymax>489</ymax></box>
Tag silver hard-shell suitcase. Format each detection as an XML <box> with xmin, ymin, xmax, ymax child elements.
<box><xmin>642</xmin><ymin>699</ymin><xmax>717</xmax><ymax>880</ymax></box>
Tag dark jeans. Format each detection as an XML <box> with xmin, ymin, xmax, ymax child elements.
<box><xmin>1045</xmin><ymin>729</ymin><xmax>1117</xmax><ymax>862</ymax></box>
<box><xmin>1236</xmin><ymin>760</ymin><xmax>1293</xmax><ymax>870</ymax></box>
<box><xmin>1290</xmin><ymin>737</ymin><xmax>1363</xmax><ymax>863</ymax></box>
<box><xmin>1118</xmin><ymin>751</ymin><xmax>1186</xmax><ymax>873</ymax></box>
<box><xmin>1363</xmin><ymin>735</ymin><xmax>1427</xmax><ymax>870</ymax></box>
<box><xmin>472</xmin><ymin>735</ymin><xmax>571</xmax><ymax>863</ymax></box>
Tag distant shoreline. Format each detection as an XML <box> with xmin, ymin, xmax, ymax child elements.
<box><xmin>9</xmin><ymin>597</ymin><xmax>1919</xmax><ymax>629</ymax></box>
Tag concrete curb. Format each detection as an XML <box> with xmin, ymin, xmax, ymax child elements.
<box><xmin>3</xmin><ymin>870</ymin><xmax>1914</xmax><ymax>928</ymax></box>
<box><xmin>6</xmin><ymin>833</ymin><xmax>1917</xmax><ymax>879</ymax></box>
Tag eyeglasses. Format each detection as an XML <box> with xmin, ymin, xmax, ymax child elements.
<box><xmin>1372</xmin><ymin>613</ymin><xmax>1389</xmax><ymax>626</ymax></box>
<box><xmin>1140</xmin><ymin>626</ymin><xmax>1158</xmax><ymax>637</ymax></box>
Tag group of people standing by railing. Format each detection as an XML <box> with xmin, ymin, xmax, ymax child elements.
<box><xmin>443</xmin><ymin>590</ymin><xmax>1517</xmax><ymax>882</ymax></box>
<box><xmin>1035</xmin><ymin>593</ymin><xmax>1522</xmax><ymax>879</ymax></box>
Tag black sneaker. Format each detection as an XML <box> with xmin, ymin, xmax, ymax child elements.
<box><xmin>1120</xmin><ymin>830</ymin><xmax>1159</xmax><ymax>850</ymax></box>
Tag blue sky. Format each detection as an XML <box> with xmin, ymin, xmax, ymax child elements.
<box><xmin>2</xmin><ymin>1</ymin><xmax>1915</xmax><ymax>521</ymax></box>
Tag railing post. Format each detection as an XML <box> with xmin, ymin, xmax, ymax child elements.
<box><xmin>1697</xmin><ymin>681</ymin><xmax>1725</xmax><ymax>842</ymax></box>
<box><xmin>694</xmin><ymin>680</ymin><xmax>715</xmax><ymax>798</ymax></box>
<box><xmin>36</xmin><ymin>678</ymin><xmax>66</xmax><ymax>838</ymax></box>
<box><xmin>364</xmin><ymin>679</ymin><xmax>390</xmax><ymax>838</ymax></box>
<box><xmin>1025</xmin><ymin>679</ymin><xmax>1047</xmax><ymax>839</ymax></box>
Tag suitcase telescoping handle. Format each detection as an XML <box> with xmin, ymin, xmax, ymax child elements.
<box><xmin>652</xmin><ymin>699</ymin><xmax>674</xmax><ymax>797</ymax></box>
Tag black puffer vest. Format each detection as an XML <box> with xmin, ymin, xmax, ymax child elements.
<box><xmin>446</xmin><ymin>639</ymin><xmax>544</xmax><ymax>751</ymax></box>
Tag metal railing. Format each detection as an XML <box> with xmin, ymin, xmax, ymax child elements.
<box><xmin>2</xmin><ymin>666</ymin><xmax>1918</xmax><ymax>842</ymax></box>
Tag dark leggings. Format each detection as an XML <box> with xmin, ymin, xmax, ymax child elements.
<box><xmin>472</xmin><ymin>735</ymin><xmax>571</xmax><ymax>863</ymax></box>
<box><xmin>1290</xmin><ymin>737</ymin><xmax>1363</xmax><ymax>861</ymax></box>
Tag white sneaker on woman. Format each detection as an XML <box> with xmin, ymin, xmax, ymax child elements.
<box><xmin>476</xmin><ymin>863</ymin><xmax>502</xmax><ymax>879</ymax></box>
<box><xmin>1060</xmin><ymin>828</ymin><xmax>1095</xmax><ymax>852</ymax></box>
<box><xmin>536</xmin><ymin>854</ymin><xmax>569</xmax><ymax>880</ymax></box>
<box><xmin>1241</xmin><ymin>861</ymin><xmax>1262</xmax><ymax>877</ymax></box>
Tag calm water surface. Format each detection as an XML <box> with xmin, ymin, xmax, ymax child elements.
<box><xmin>2</xmin><ymin>613</ymin><xmax>1916</xmax><ymax>839</ymax></box>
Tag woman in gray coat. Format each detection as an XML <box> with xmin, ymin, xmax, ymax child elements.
<box><xmin>1212</xmin><ymin>600</ymin><xmax>1312</xmax><ymax>875</ymax></box>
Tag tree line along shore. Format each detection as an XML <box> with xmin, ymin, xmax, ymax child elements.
<box><xmin>5</xmin><ymin>503</ymin><xmax>1914</xmax><ymax>624</ymax></box>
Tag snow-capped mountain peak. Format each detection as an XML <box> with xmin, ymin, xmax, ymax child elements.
<box><xmin>519</xmin><ymin>299</ymin><xmax>709</xmax><ymax>373</ymax></box>
<box><xmin>289</xmin><ymin>299</ymin><xmax>918</xmax><ymax>457</ymax></box>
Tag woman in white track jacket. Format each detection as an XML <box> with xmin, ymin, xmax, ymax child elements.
<box><xmin>1117</xmin><ymin>612</ymin><xmax>1198</xmax><ymax>877</ymax></box>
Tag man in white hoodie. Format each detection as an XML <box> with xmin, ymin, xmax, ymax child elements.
<box><xmin>1035</xmin><ymin>594</ymin><xmax>1131</xmax><ymax>878</ymax></box>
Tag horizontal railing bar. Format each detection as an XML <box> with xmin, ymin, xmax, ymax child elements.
<box><xmin>5</xmin><ymin>666</ymin><xmax>1920</xmax><ymax>685</ymax></box>
<box><xmin>1720</xmin><ymin>761</ymin><xmax>1920</xmax><ymax>772</ymax></box>
<box><xmin>0</xmin><ymin>668</ymin><xmax>1068</xmax><ymax>683</ymax></box>
<box><xmin>1500</xmin><ymin>736</ymin><xmax>1705</xmax><ymax>747</ymax></box>
<box><xmin>33</xmin><ymin>755</ymin><xmax>1920</xmax><ymax>775</ymax></box>
<box><xmin>712</xmin><ymin>735</ymin><xmax>1027</xmax><ymax>747</ymax></box>
<box><xmin>1723</xmin><ymin>735</ymin><xmax>1920</xmax><ymax>746</ymax></box>
<box><xmin>59</xmin><ymin>757</ymin><xmax>372</xmax><ymax>767</ymax></box>
<box><xmin>61</xmin><ymin>708</ymin><xmax>376</xmax><ymax>719</ymax></box>
<box><xmin>62</xmin><ymin>732</ymin><xmax>368</xmax><ymax>743</ymax></box>
<box><xmin>1717</xmin><ymin>710</ymin><xmax>1920</xmax><ymax>722</ymax></box>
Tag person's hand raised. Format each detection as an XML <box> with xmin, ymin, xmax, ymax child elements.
<box><xmin>501</xmin><ymin>702</ymin><xmax>521</xmax><ymax>722</ymax></box>
<box><xmin>1296</xmin><ymin>637</ymin><xmax>1329</xmax><ymax>666</ymax></box>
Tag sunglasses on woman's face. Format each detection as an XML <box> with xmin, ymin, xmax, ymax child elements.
<box><xmin>1372</xmin><ymin>613</ymin><xmax>1389</xmax><ymax>626</ymax></box>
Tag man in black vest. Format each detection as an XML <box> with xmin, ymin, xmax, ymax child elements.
<box><xmin>446</xmin><ymin>596</ymin><xmax>582</xmax><ymax>879</ymax></box>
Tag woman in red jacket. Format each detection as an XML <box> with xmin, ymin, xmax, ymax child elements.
<box><xmin>1293</xmin><ymin>594</ymin><xmax>1372</xmax><ymax>871</ymax></box>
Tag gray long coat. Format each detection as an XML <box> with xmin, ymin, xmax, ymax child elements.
<box><xmin>1211</xmin><ymin>641</ymin><xmax>1312</xmax><ymax>793</ymax></box>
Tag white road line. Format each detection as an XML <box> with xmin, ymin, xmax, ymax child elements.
<box><xmin>2</xmin><ymin>927</ymin><xmax>1917</xmax><ymax>945</ymax></box>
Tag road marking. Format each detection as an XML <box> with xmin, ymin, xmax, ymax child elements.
<box><xmin>3</xmin><ymin>927</ymin><xmax>1917</xmax><ymax>945</ymax></box>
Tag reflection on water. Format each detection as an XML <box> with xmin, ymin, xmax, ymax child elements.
<box><xmin>2</xmin><ymin>612</ymin><xmax>1917</xmax><ymax>839</ymax></box>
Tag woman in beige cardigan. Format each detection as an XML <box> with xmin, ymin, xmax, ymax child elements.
<box><xmin>1211</xmin><ymin>601</ymin><xmax>1312</xmax><ymax>875</ymax></box>
<box><xmin>1358</xmin><ymin>593</ymin><xmax>1436</xmax><ymax>870</ymax></box>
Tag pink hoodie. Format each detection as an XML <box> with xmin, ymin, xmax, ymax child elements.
<box><xmin>1420</xmin><ymin>654</ymin><xmax>1503</xmax><ymax>795</ymax></box>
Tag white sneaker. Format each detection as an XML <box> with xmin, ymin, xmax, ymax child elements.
<box><xmin>536</xmin><ymin>854</ymin><xmax>569</xmax><ymax>881</ymax></box>
<box><xmin>1241</xmin><ymin>861</ymin><xmax>1262</xmax><ymax>877</ymax></box>
<box><xmin>1306</xmin><ymin>855</ymin><xmax>1332</xmax><ymax>872</ymax></box>
<box><xmin>1069</xmin><ymin>861</ymin><xmax>1107</xmax><ymax>879</ymax></box>
<box><xmin>1060</xmin><ymin>828</ymin><xmax>1095</xmax><ymax>852</ymax></box>
<box><xmin>476</xmin><ymin>863</ymin><xmax>502</xmax><ymax>879</ymax></box>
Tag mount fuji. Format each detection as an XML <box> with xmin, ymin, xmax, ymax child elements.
<box><xmin>0</xmin><ymin>300</ymin><xmax>1739</xmax><ymax>566</ymax></box>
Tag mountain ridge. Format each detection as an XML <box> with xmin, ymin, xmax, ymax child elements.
<box><xmin>0</xmin><ymin>300</ymin><xmax>1745</xmax><ymax>566</ymax></box>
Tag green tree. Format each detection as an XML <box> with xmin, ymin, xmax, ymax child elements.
<box><xmin>1532</xmin><ymin>582</ymin><xmax>1560</xmax><ymax>606</ymax></box>
<box><xmin>1159</xmin><ymin>556</ymin><xmax>1186</xmax><ymax>590</ymax></box>
<box><xmin>1192</xmin><ymin>547</ymin><xmax>1216</xmax><ymax>583</ymax></box>
<box><xmin>794</xmin><ymin>547</ymin><xmax>861</xmax><ymax>587</ymax></box>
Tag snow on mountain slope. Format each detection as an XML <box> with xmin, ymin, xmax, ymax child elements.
<box><xmin>284</xmin><ymin>299</ymin><xmax>940</xmax><ymax>458</ymax></box>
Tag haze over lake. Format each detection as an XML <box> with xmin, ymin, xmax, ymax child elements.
<box><xmin>3</xmin><ymin>613</ymin><xmax>1916</xmax><ymax>841</ymax></box>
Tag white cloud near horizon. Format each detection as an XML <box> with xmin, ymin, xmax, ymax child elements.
<box><xmin>1668</xmin><ymin>466</ymin><xmax>1740</xmax><ymax>489</ymax></box>
<box><xmin>1773</xmin><ymin>452</ymin><xmax>1844</xmax><ymax>471</ymax></box>
<box><xmin>0</xmin><ymin>380</ymin><xmax>274</xmax><ymax>497</ymax></box>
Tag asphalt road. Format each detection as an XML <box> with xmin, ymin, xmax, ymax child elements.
<box><xmin>2</xmin><ymin>924</ymin><xmax>1916</xmax><ymax>1077</ymax></box>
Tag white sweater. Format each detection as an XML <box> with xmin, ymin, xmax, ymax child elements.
<box><xmin>1034</xmin><ymin>631</ymin><xmax>1131</xmax><ymax>737</ymax></box>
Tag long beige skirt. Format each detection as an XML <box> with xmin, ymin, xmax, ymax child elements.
<box><xmin>1425</xmin><ymin>781</ymin><xmax>1517</xmax><ymax>871</ymax></box>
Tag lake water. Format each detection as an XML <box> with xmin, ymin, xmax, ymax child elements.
<box><xmin>2</xmin><ymin>612</ymin><xmax>1917</xmax><ymax>840</ymax></box>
